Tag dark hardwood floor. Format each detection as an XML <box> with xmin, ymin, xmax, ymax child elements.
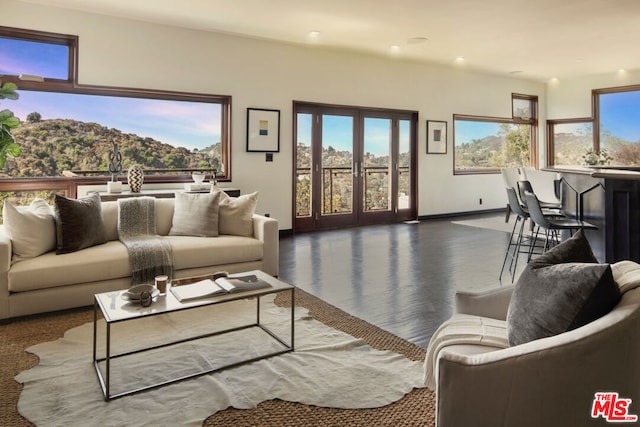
<box><xmin>278</xmin><ymin>212</ymin><xmax>526</xmax><ymax>349</ymax></box>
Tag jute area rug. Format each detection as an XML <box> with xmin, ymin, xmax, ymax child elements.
<box><xmin>1</xmin><ymin>289</ymin><xmax>435</xmax><ymax>426</ymax></box>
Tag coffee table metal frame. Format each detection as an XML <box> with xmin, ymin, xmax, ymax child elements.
<box><xmin>92</xmin><ymin>271</ymin><xmax>294</xmax><ymax>401</ymax></box>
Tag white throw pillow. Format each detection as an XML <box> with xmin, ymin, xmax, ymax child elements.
<box><xmin>2</xmin><ymin>199</ymin><xmax>56</xmax><ymax>262</ymax></box>
<box><xmin>218</xmin><ymin>191</ymin><xmax>258</xmax><ymax>237</ymax></box>
<box><xmin>169</xmin><ymin>191</ymin><xmax>221</xmax><ymax>237</ymax></box>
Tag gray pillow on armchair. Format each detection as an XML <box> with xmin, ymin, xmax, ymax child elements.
<box><xmin>507</xmin><ymin>230</ymin><xmax>621</xmax><ymax>346</ymax></box>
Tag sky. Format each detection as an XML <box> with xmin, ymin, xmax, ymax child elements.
<box><xmin>297</xmin><ymin>114</ymin><xmax>408</xmax><ymax>156</ymax></box>
<box><xmin>600</xmin><ymin>91</ymin><xmax>640</xmax><ymax>143</ymax></box>
<box><xmin>0</xmin><ymin>38</ymin><xmax>68</xmax><ymax>79</ymax></box>
<box><xmin>8</xmin><ymin>91</ymin><xmax>222</xmax><ymax>150</ymax></box>
<box><xmin>454</xmin><ymin>121</ymin><xmax>501</xmax><ymax>145</ymax></box>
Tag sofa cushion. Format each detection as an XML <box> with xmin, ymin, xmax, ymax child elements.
<box><xmin>218</xmin><ymin>191</ymin><xmax>258</xmax><ymax>237</ymax></box>
<box><xmin>54</xmin><ymin>193</ymin><xmax>107</xmax><ymax>254</ymax></box>
<box><xmin>507</xmin><ymin>230</ymin><xmax>621</xmax><ymax>346</ymax></box>
<box><xmin>2</xmin><ymin>199</ymin><xmax>56</xmax><ymax>262</ymax></box>
<box><xmin>101</xmin><ymin>198</ymin><xmax>175</xmax><ymax>241</ymax></box>
<box><xmin>155</xmin><ymin>198</ymin><xmax>175</xmax><ymax>236</ymax></box>
<box><xmin>8</xmin><ymin>241</ymin><xmax>132</xmax><ymax>292</ymax></box>
<box><xmin>101</xmin><ymin>201</ymin><xmax>119</xmax><ymax>241</ymax></box>
<box><xmin>168</xmin><ymin>235</ymin><xmax>263</xmax><ymax>270</ymax></box>
<box><xmin>169</xmin><ymin>192</ymin><xmax>221</xmax><ymax>237</ymax></box>
<box><xmin>8</xmin><ymin>235</ymin><xmax>264</xmax><ymax>292</ymax></box>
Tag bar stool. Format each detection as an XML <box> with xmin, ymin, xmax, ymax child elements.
<box><xmin>499</xmin><ymin>187</ymin><xmax>539</xmax><ymax>282</ymax></box>
<box><xmin>517</xmin><ymin>180</ymin><xmax>561</xmax><ymax>211</ymax></box>
<box><xmin>524</xmin><ymin>191</ymin><xmax>597</xmax><ymax>258</ymax></box>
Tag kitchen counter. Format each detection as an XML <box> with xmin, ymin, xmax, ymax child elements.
<box><xmin>545</xmin><ymin>166</ymin><xmax>640</xmax><ymax>263</ymax></box>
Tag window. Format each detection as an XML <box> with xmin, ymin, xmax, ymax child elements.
<box><xmin>0</xmin><ymin>25</ymin><xmax>77</xmax><ymax>83</ymax></box>
<box><xmin>454</xmin><ymin>94</ymin><xmax>537</xmax><ymax>174</ymax></box>
<box><xmin>547</xmin><ymin>85</ymin><xmax>640</xmax><ymax>167</ymax></box>
<box><xmin>596</xmin><ymin>87</ymin><xmax>640</xmax><ymax>165</ymax></box>
<box><xmin>5</xmin><ymin>89</ymin><xmax>230</xmax><ymax>180</ymax></box>
<box><xmin>547</xmin><ymin>120</ymin><xmax>593</xmax><ymax>166</ymax></box>
<box><xmin>0</xmin><ymin>26</ymin><xmax>230</xmax><ymax>181</ymax></box>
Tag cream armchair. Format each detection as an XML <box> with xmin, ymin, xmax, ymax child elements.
<box><xmin>426</xmin><ymin>282</ymin><xmax>640</xmax><ymax>427</ymax></box>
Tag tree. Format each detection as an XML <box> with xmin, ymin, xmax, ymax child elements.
<box><xmin>27</xmin><ymin>112</ymin><xmax>42</xmax><ymax>123</ymax></box>
<box><xmin>0</xmin><ymin>81</ymin><xmax>22</xmax><ymax>168</ymax></box>
<box><xmin>501</xmin><ymin>124</ymin><xmax>530</xmax><ymax>167</ymax></box>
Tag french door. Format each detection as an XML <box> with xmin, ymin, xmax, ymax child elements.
<box><xmin>294</xmin><ymin>102</ymin><xmax>417</xmax><ymax>232</ymax></box>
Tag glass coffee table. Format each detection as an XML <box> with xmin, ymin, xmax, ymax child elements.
<box><xmin>92</xmin><ymin>270</ymin><xmax>294</xmax><ymax>400</ymax></box>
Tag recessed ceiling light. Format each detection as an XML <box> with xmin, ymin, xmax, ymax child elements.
<box><xmin>454</xmin><ymin>56</ymin><xmax>465</xmax><ymax>64</ymax></box>
<box><xmin>306</xmin><ymin>31</ymin><xmax>321</xmax><ymax>43</ymax></box>
<box><xmin>389</xmin><ymin>45</ymin><xmax>401</xmax><ymax>54</ymax></box>
<box><xmin>407</xmin><ymin>37</ymin><xmax>429</xmax><ymax>45</ymax></box>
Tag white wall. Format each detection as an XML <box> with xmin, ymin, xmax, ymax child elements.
<box><xmin>4</xmin><ymin>0</ymin><xmax>547</xmax><ymax>229</ymax></box>
<box><xmin>547</xmin><ymin>70</ymin><xmax>640</xmax><ymax>120</ymax></box>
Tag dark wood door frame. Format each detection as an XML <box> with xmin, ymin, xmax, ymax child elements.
<box><xmin>293</xmin><ymin>101</ymin><xmax>418</xmax><ymax>232</ymax></box>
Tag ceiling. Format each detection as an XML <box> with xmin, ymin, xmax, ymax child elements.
<box><xmin>21</xmin><ymin>0</ymin><xmax>640</xmax><ymax>82</ymax></box>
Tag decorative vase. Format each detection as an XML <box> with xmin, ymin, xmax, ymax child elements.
<box><xmin>127</xmin><ymin>166</ymin><xmax>144</xmax><ymax>193</ymax></box>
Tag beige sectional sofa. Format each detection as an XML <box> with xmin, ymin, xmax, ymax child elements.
<box><xmin>0</xmin><ymin>194</ymin><xmax>279</xmax><ymax>320</ymax></box>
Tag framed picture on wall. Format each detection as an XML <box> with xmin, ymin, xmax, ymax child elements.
<box><xmin>247</xmin><ymin>108</ymin><xmax>280</xmax><ymax>152</ymax></box>
<box><xmin>427</xmin><ymin>120</ymin><xmax>447</xmax><ymax>154</ymax></box>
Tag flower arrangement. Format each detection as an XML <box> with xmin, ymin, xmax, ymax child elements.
<box><xmin>583</xmin><ymin>148</ymin><xmax>613</xmax><ymax>166</ymax></box>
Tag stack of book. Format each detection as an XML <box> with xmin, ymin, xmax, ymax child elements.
<box><xmin>184</xmin><ymin>183</ymin><xmax>211</xmax><ymax>192</ymax></box>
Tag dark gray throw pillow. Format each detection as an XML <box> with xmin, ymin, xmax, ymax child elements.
<box><xmin>506</xmin><ymin>229</ymin><xmax>621</xmax><ymax>346</ymax></box>
<box><xmin>528</xmin><ymin>228</ymin><xmax>598</xmax><ymax>268</ymax></box>
<box><xmin>54</xmin><ymin>193</ymin><xmax>107</xmax><ymax>254</ymax></box>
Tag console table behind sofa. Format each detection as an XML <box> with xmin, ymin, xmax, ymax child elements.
<box><xmin>92</xmin><ymin>188</ymin><xmax>241</xmax><ymax>201</ymax></box>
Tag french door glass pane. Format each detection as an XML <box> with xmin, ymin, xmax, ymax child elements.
<box><xmin>363</xmin><ymin>117</ymin><xmax>391</xmax><ymax>212</ymax></box>
<box><xmin>322</xmin><ymin>115</ymin><xmax>353</xmax><ymax>215</ymax></box>
<box><xmin>296</xmin><ymin>113</ymin><xmax>312</xmax><ymax>218</ymax></box>
<box><xmin>398</xmin><ymin>120</ymin><xmax>411</xmax><ymax>210</ymax></box>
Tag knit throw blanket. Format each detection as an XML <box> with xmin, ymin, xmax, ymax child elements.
<box><xmin>117</xmin><ymin>197</ymin><xmax>174</xmax><ymax>286</ymax></box>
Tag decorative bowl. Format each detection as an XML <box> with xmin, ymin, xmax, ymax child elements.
<box><xmin>192</xmin><ymin>172</ymin><xmax>206</xmax><ymax>184</ymax></box>
<box><xmin>122</xmin><ymin>284</ymin><xmax>159</xmax><ymax>304</ymax></box>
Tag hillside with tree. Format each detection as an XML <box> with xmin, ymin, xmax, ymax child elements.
<box><xmin>2</xmin><ymin>115</ymin><xmax>220</xmax><ymax>179</ymax></box>
<box><xmin>295</xmin><ymin>142</ymin><xmax>411</xmax><ymax>216</ymax></box>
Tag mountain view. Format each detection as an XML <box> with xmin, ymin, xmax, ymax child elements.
<box><xmin>295</xmin><ymin>142</ymin><xmax>410</xmax><ymax>216</ymax></box>
<box><xmin>455</xmin><ymin>124</ymin><xmax>531</xmax><ymax>171</ymax></box>
<box><xmin>3</xmin><ymin>116</ymin><xmax>221</xmax><ymax>179</ymax></box>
